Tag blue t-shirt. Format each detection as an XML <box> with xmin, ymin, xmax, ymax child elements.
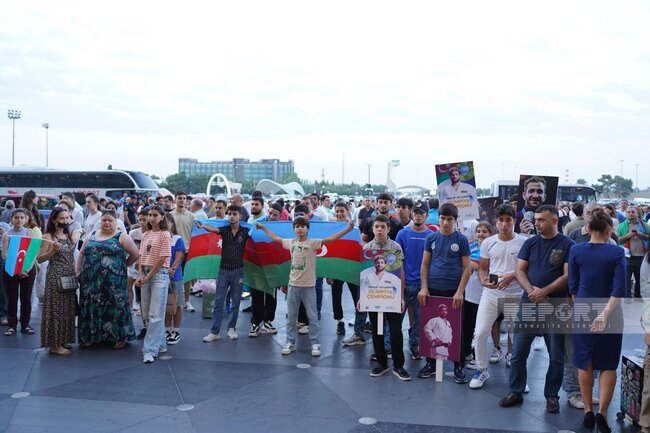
<box><xmin>423</xmin><ymin>231</ymin><xmax>470</xmax><ymax>290</ymax></box>
<box><xmin>396</xmin><ymin>226</ymin><xmax>433</xmax><ymax>285</ymax></box>
<box><xmin>517</xmin><ymin>233</ymin><xmax>574</xmax><ymax>300</ymax></box>
<box><xmin>170</xmin><ymin>235</ymin><xmax>186</xmax><ymax>282</ymax></box>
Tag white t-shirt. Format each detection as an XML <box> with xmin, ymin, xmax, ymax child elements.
<box><xmin>464</xmin><ymin>271</ymin><xmax>483</xmax><ymax>304</ymax></box>
<box><xmin>83</xmin><ymin>211</ymin><xmax>101</xmax><ymax>236</ymax></box>
<box><xmin>479</xmin><ymin>233</ymin><xmax>526</xmax><ymax>297</ymax></box>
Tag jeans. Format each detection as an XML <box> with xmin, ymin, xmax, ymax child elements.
<box><xmin>0</xmin><ymin>256</ymin><xmax>6</xmax><ymax>318</ymax></box>
<box><xmin>331</xmin><ymin>279</ymin><xmax>359</xmax><ymax>321</ymax></box>
<box><xmin>403</xmin><ymin>284</ymin><xmax>420</xmax><ymax>348</ymax></box>
<box><xmin>315</xmin><ymin>277</ymin><xmax>323</xmax><ymax>314</ymax></box>
<box><xmin>562</xmin><ymin>333</ymin><xmax>581</xmax><ymax>397</ymax></box>
<box><xmin>286</xmin><ymin>285</ymin><xmax>319</xmax><ymax>344</ymax></box>
<box><xmin>210</xmin><ymin>268</ymin><xmax>244</xmax><ymax>334</ymax></box>
<box><xmin>628</xmin><ymin>255</ymin><xmax>644</xmax><ymax>298</ymax></box>
<box><xmin>140</xmin><ymin>269</ymin><xmax>169</xmax><ymax>356</ymax></box>
<box><xmin>3</xmin><ymin>269</ymin><xmax>36</xmax><ymax>329</ymax></box>
<box><xmin>509</xmin><ymin>312</ymin><xmax>565</xmax><ymax>398</ymax></box>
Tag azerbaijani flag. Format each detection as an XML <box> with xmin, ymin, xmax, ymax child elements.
<box><xmin>4</xmin><ymin>236</ymin><xmax>42</xmax><ymax>277</ymax></box>
<box><xmin>244</xmin><ymin>221</ymin><xmax>362</xmax><ymax>294</ymax></box>
<box><xmin>181</xmin><ymin>220</ymin><xmax>253</xmax><ymax>283</ymax></box>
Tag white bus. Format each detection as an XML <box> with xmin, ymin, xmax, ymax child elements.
<box><xmin>0</xmin><ymin>167</ymin><xmax>160</xmax><ymax>204</ymax></box>
<box><xmin>491</xmin><ymin>180</ymin><xmax>598</xmax><ymax>203</ymax></box>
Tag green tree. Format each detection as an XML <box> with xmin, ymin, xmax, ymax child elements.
<box><xmin>592</xmin><ymin>174</ymin><xmax>634</xmax><ymax>198</ymax></box>
<box><xmin>160</xmin><ymin>173</ymin><xmax>211</xmax><ymax>194</ymax></box>
<box><xmin>610</xmin><ymin>175</ymin><xmax>634</xmax><ymax>198</ymax></box>
<box><xmin>592</xmin><ymin>174</ymin><xmax>614</xmax><ymax>198</ymax></box>
<box><xmin>107</xmin><ymin>164</ymin><xmax>113</xmax><ymax>170</ymax></box>
<box><xmin>576</xmin><ymin>178</ymin><xmax>588</xmax><ymax>185</ymax></box>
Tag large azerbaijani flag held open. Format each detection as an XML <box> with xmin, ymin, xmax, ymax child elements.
<box><xmin>244</xmin><ymin>221</ymin><xmax>362</xmax><ymax>294</ymax></box>
<box><xmin>182</xmin><ymin>220</ymin><xmax>254</xmax><ymax>283</ymax></box>
<box><xmin>4</xmin><ymin>236</ymin><xmax>42</xmax><ymax>277</ymax></box>
<box><xmin>182</xmin><ymin>220</ymin><xmax>363</xmax><ymax>295</ymax></box>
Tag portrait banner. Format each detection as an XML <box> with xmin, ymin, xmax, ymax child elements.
<box><xmin>419</xmin><ymin>296</ymin><xmax>461</xmax><ymax>362</ymax></box>
<box><xmin>435</xmin><ymin>161</ymin><xmax>479</xmax><ymax>220</ymax></box>
<box><xmin>516</xmin><ymin>174</ymin><xmax>559</xmax><ymax>235</ymax></box>
<box><xmin>359</xmin><ymin>249</ymin><xmax>402</xmax><ymax>313</ymax></box>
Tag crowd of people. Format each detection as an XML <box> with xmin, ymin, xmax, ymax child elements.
<box><xmin>1</xmin><ymin>189</ymin><xmax>650</xmax><ymax>433</ymax></box>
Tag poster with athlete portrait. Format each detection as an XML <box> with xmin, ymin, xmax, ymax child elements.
<box><xmin>359</xmin><ymin>249</ymin><xmax>402</xmax><ymax>313</ymax></box>
<box><xmin>435</xmin><ymin>161</ymin><xmax>479</xmax><ymax>220</ymax></box>
<box><xmin>419</xmin><ymin>296</ymin><xmax>461</xmax><ymax>362</ymax></box>
<box><xmin>516</xmin><ymin>174</ymin><xmax>559</xmax><ymax>235</ymax></box>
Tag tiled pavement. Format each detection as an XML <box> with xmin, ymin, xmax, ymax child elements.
<box><xmin>0</xmin><ymin>289</ymin><xmax>645</xmax><ymax>433</ymax></box>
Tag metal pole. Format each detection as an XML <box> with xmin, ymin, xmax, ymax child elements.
<box><xmin>367</xmin><ymin>164</ymin><xmax>371</xmax><ymax>184</ymax></box>
<box><xmin>8</xmin><ymin>110</ymin><xmax>21</xmax><ymax>166</ymax></box>
<box><xmin>11</xmin><ymin>118</ymin><xmax>15</xmax><ymax>166</ymax></box>
<box><xmin>42</xmin><ymin>123</ymin><xmax>49</xmax><ymax>167</ymax></box>
<box><xmin>636</xmin><ymin>163</ymin><xmax>639</xmax><ymax>190</ymax></box>
<box><xmin>620</xmin><ymin>159</ymin><xmax>624</xmax><ymax>177</ymax></box>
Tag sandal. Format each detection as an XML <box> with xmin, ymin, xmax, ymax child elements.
<box><xmin>113</xmin><ymin>341</ymin><xmax>126</xmax><ymax>350</ymax></box>
<box><xmin>4</xmin><ymin>328</ymin><xmax>15</xmax><ymax>336</ymax></box>
<box><xmin>50</xmin><ymin>347</ymin><xmax>71</xmax><ymax>356</ymax></box>
<box><xmin>21</xmin><ymin>326</ymin><xmax>35</xmax><ymax>335</ymax></box>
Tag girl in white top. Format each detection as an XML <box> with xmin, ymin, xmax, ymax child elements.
<box><xmin>82</xmin><ymin>194</ymin><xmax>101</xmax><ymax>240</ymax></box>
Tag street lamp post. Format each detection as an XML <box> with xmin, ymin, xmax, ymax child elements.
<box><xmin>7</xmin><ymin>110</ymin><xmax>21</xmax><ymax>166</ymax></box>
<box><xmin>42</xmin><ymin>123</ymin><xmax>49</xmax><ymax>167</ymax></box>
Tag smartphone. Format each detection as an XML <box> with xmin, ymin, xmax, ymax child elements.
<box><xmin>489</xmin><ymin>274</ymin><xmax>498</xmax><ymax>284</ymax></box>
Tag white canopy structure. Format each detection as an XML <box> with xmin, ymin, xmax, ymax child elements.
<box><xmin>256</xmin><ymin>179</ymin><xmax>305</xmax><ymax>196</ymax></box>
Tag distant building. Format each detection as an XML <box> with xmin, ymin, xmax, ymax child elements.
<box><xmin>178</xmin><ymin>158</ymin><xmax>294</xmax><ymax>182</ymax></box>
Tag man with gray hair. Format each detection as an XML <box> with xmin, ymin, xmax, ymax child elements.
<box><xmin>1</xmin><ymin>200</ymin><xmax>15</xmax><ymax>223</ymax></box>
<box><xmin>191</xmin><ymin>198</ymin><xmax>208</xmax><ymax>221</ymax></box>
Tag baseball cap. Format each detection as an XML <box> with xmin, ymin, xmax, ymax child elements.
<box><xmin>413</xmin><ymin>201</ymin><xmax>429</xmax><ymax>214</ymax></box>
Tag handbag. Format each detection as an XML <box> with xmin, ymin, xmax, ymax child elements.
<box><xmin>57</xmin><ymin>275</ymin><xmax>79</xmax><ymax>293</ymax></box>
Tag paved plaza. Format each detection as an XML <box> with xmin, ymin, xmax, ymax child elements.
<box><xmin>0</xmin><ymin>288</ymin><xmax>645</xmax><ymax>433</ymax></box>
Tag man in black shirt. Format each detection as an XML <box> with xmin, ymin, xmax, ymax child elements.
<box><xmin>198</xmin><ymin>205</ymin><xmax>251</xmax><ymax>342</ymax></box>
<box><xmin>362</xmin><ymin>193</ymin><xmax>403</xmax><ymax>243</ymax></box>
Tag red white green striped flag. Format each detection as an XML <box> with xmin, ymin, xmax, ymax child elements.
<box><xmin>244</xmin><ymin>221</ymin><xmax>362</xmax><ymax>294</ymax></box>
<box><xmin>182</xmin><ymin>220</ymin><xmax>254</xmax><ymax>283</ymax></box>
<box><xmin>4</xmin><ymin>236</ymin><xmax>42</xmax><ymax>277</ymax></box>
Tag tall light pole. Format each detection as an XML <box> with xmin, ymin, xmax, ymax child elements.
<box><xmin>620</xmin><ymin>159</ymin><xmax>624</xmax><ymax>178</ymax></box>
<box><xmin>42</xmin><ymin>123</ymin><xmax>49</xmax><ymax>167</ymax></box>
<box><xmin>636</xmin><ymin>163</ymin><xmax>639</xmax><ymax>191</ymax></box>
<box><xmin>7</xmin><ymin>110</ymin><xmax>21</xmax><ymax>166</ymax></box>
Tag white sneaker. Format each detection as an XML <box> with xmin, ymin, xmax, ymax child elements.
<box><xmin>298</xmin><ymin>325</ymin><xmax>309</xmax><ymax>335</ymax></box>
<box><xmin>184</xmin><ymin>301</ymin><xmax>196</xmax><ymax>312</ymax></box>
<box><xmin>489</xmin><ymin>347</ymin><xmax>503</xmax><ymax>363</ymax></box>
<box><xmin>227</xmin><ymin>328</ymin><xmax>238</xmax><ymax>340</ymax></box>
<box><xmin>143</xmin><ymin>354</ymin><xmax>154</xmax><ymax>364</ymax></box>
<box><xmin>524</xmin><ymin>384</ymin><xmax>530</xmax><ymax>393</ymax></box>
<box><xmin>202</xmin><ymin>332</ymin><xmax>221</xmax><ymax>342</ymax></box>
<box><xmin>281</xmin><ymin>342</ymin><xmax>295</xmax><ymax>355</ymax></box>
<box><xmin>469</xmin><ymin>369</ymin><xmax>490</xmax><ymax>389</ymax></box>
<box><xmin>466</xmin><ymin>360</ymin><xmax>479</xmax><ymax>370</ymax></box>
<box><xmin>532</xmin><ymin>336</ymin><xmax>545</xmax><ymax>351</ymax></box>
<box><xmin>568</xmin><ymin>394</ymin><xmax>584</xmax><ymax>409</ymax></box>
<box><xmin>311</xmin><ymin>344</ymin><xmax>321</xmax><ymax>357</ymax></box>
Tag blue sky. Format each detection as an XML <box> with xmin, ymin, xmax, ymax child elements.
<box><xmin>1</xmin><ymin>1</ymin><xmax>649</xmax><ymax>190</ymax></box>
